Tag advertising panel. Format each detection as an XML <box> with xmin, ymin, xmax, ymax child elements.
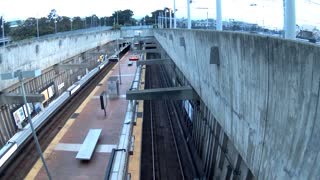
<box><xmin>48</xmin><ymin>85</ymin><xmax>55</xmax><ymax>98</ymax></box>
<box><xmin>41</xmin><ymin>89</ymin><xmax>49</xmax><ymax>103</ymax></box>
<box><xmin>12</xmin><ymin>107</ymin><xmax>25</xmax><ymax>127</ymax></box>
<box><xmin>11</xmin><ymin>103</ymin><xmax>34</xmax><ymax>129</ymax></box>
<box><xmin>23</xmin><ymin>103</ymin><xmax>34</xmax><ymax>118</ymax></box>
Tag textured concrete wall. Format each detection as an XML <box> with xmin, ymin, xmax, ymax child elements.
<box><xmin>0</xmin><ymin>30</ymin><xmax>120</xmax><ymax>90</ymax></box>
<box><xmin>120</xmin><ymin>29</ymin><xmax>154</xmax><ymax>38</ymax></box>
<box><xmin>154</xmin><ymin>29</ymin><xmax>320</xmax><ymax>179</ymax></box>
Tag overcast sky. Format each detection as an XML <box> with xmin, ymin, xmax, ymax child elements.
<box><xmin>1</xmin><ymin>0</ymin><xmax>319</xmax><ymax>29</ymax></box>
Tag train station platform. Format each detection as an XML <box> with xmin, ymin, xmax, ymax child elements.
<box><xmin>26</xmin><ymin>51</ymin><xmax>142</xmax><ymax>180</ymax></box>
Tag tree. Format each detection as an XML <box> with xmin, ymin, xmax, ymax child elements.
<box><xmin>58</xmin><ymin>16</ymin><xmax>71</xmax><ymax>32</ymax></box>
<box><xmin>112</xmin><ymin>9</ymin><xmax>134</xmax><ymax>25</ymax></box>
<box><xmin>38</xmin><ymin>17</ymin><xmax>54</xmax><ymax>35</ymax></box>
<box><xmin>0</xmin><ymin>16</ymin><xmax>11</xmax><ymax>36</ymax></box>
<box><xmin>72</xmin><ymin>16</ymin><xmax>84</xmax><ymax>30</ymax></box>
<box><xmin>9</xmin><ymin>18</ymin><xmax>37</xmax><ymax>40</ymax></box>
<box><xmin>48</xmin><ymin>9</ymin><xmax>58</xmax><ymax>22</ymax></box>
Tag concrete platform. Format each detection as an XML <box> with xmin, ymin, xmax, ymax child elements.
<box><xmin>26</xmin><ymin>51</ymin><xmax>139</xmax><ymax>180</ymax></box>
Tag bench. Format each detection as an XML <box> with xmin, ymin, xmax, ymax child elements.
<box><xmin>76</xmin><ymin>129</ymin><xmax>102</xmax><ymax>160</ymax></box>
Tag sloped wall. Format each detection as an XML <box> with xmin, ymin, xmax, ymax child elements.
<box><xmin>155</xmin><ymin>29</ymin><xmax>320</xmax><ymax>179</ymax></box>
<box><xmin>0</xmin><ymin>30</ymin><xmax>119</xmax><ymax>90</ymax></box>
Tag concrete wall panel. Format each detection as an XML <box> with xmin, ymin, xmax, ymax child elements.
<box><xmin>154</xmin><ymin>29</ymin><xmax>320</xmax><ymax>179</ymax></box>
<box><xmin>0</xmin><ymin>30</ymin><xmax>120</xmax><ymax>90</ymax></box>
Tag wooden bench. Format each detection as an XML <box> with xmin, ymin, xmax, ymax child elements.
<box><xmin>76</xmin><ymin>129</ymin><xmax>102</xmax><ymax>160</ymax></box>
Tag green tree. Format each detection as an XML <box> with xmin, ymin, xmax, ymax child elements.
<box><xmin>9</xmin><ymin>18</ymin><xmax>37</xmax><ymax>40</ymax></box>
<box><xmin>58</xmin><ymin>16</ymin><xmax>71</xmax><ymax>32</ymax></box>
<box><xmin>112</xmin><ymin>9</ymin><xmax>134</xmax><ymax>25</ymax></box>
<box><xmin>0</xmin><ymin>16</ymin><xmax>11</xmax><ymax>36</ymax></box>
<box><xmin>72</xmin><ymin>16</ymin><xmax>84</xmax><ymax>30</ymax></box>
<box><xmin>38</xmin><ymin>17</ymin><xmax>54</xmax><ymax>35</ymax></box>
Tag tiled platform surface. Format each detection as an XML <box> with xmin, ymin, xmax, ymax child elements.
<box><xmin>26</xmin><ymin>52</ymin><xmax>138</xmax><ymax>180</ymax></box>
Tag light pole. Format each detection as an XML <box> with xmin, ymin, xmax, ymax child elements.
<box><xmin>169</xmin><ymin>9</ymin><xmax>172</xmax><ymax>28</ymax></box>
<box><xmin>207</xmin><ymin>12</ymin><xmax>209</xmax><ymax>28</ymax></box>
<box><xmin>164</xmin><ymin>9</ymin><xmax>167</xmax><ymax>28</ymax></box>
<box><xmin>187</xmin><ymin>0</ymin><xmax>191</xmax><ymax>29</ymax></box>
<box><xmin>1</xmin><ymin>15</ymin><xmax>5</xmax><ymax>47</ymax></box>
<box><xmin>174</xmin><ymin>0</ymin><xmax>177</xmax><ymax>28</ymax></box>
<box><xmin>161</xmin><ymin>13</ymin><xmax>163</xmax><ymax>28</ymax></box>
<box><xmin>54</xmin><ymin>19</ymin><xmax>57</xmax><ymax>33</ymax></box>
<box><xmin>70</xmin><ymin>18</ymin><xmax>73</xmax><ymax>31</ymax></box>
<box><xmin>0</xmin><ymin>69</ymin><xmax>52</xmax><ymax>180</ymax></box>
<box><xmin>117</xmin><ymin>11</ymin><xmax>119</xmax><ymax>25</ymax></box>
<box><xmin>216</xmin><ymin>0</ymin><xmax>222</xmax><ymax>30</ymax></box>
<box><xmin>116</xmin><ymin>39</ymin><xmax>122</xmax><ymax>84</ymax></box>
<box><xmin>285</xmin><ymin>0</ymin><xmax>296</xmax><ymax>39</ymax></box>
<box><xmin>36</xmin><ymin>17</ymin><xmax>39</xmax><ymax>39</ymax></box>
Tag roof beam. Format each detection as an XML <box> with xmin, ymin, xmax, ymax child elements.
<box><xmin>133</xmin><ymin>49</ymin><xmax>161</xmax><ymax>54</ymax></box>
<box><xmin>143</xmin><ymin>44</ymin><xmax>158</xmax><ymax>48</ymax></box>
<box><xmin>136</xmin><ymin>58</ymin><xmax>171</xmax><ymax>66</ymax></box>
<box><xmin>126</xmin><ymin>86</ymin><xmax>198</xmax><ymax>100</ymax></box>
<box><xmin>54</xmin><ymin>63</ymin><xmax>89</xmax><ymax>71</ymax></box>
<box><xmin>0</xmin><ymin>93</ymin><xmax>44</xmax><ymax>105</ymax></box>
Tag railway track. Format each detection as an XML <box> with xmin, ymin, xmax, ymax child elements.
<box><xmin>141</xmin><ymin>64</ymin><xmax>197</xmax><ymax>180</ymax></box>
<box><xmin>0</xmin><ymin>62</ymin><xmax>116</xmax><ymax>180</ymax></box>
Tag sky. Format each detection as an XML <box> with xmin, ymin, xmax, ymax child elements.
<box><xmin>0</xmin><ymin>0</ymin><xmax>320</xmax><ymax>29</ymax></box>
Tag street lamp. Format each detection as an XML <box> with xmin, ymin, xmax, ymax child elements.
<box><xmin>54</xmin><ymin>19</ymin><xmax>57</xmax><ymax>33</ymax></box>
<box><xmin>36</xmin><ymin>18</ymin><xmax>39</xmax><ymax>39</ymax></box>
<box><xmin>169</xmin><ymin>8</ymin><xmax>172</xmax><ymax>28</ymax></box>
<box><xmin>216</xmin><ymin>0</ymin><xmax>222</xmax><ymax>30</ymax></box>
<box><xmin>1</xmin><ymin>15</ymin><xmax>5</xmax><ymax>47</ymax></box>
<box><xmin>285</xmin><ymin>0</ymin><xmax>296</xmax><ymax>39</ymax></box>
<box><xmin>187</xmin><ymin>0</ymin><xmax>191</xmax><ymax>29</ymax></box>
<box><xmin>116</xmin><ymin>39</ymin><xmax>122</xmax><ymax>84</ymax></box>
<box><xmin>70</xmin><ymin>17</ymin><xmax>73</xmax><ymax>31</ymax></box>
<box><xmin>174</xmin><ymin>0</ymin><xmax>177</xmax><ymax>28</ymax></box>
<box><xmin>164</xmin><ymin>9</ymin><xmax>168</xmax><ymax>28</ymax></box>
<box><xmin>0</xmin><ymin>69</ymin><xmax>52</xmax><ymax>180</ymax></box>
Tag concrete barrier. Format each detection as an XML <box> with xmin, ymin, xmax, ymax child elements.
<box><xmin>0</xmin><ymin>30</ymin><xmax>119</xmax><ymax>90</ymax></box>
<box><xmin>155</xmin><ymin>29</ymin><xmax>320</xmax><ymax>179</ymax></box>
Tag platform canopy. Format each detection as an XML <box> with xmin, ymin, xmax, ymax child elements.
<box><xmin>136</xmin><ymin>58</ymin><xmax>171</xmax><ymax>66</ymax></box>
<box><xmin>0</xmin><ymin>92</ymin><xmax>44</xmax><ymax>105</ymax></box>
<box><xmin>126</xmin><ymin>86</ymin><xmax>198</xmax><ymax>100</ymax></box>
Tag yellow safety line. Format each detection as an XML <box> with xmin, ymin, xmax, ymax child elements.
<box><xmin>25</xmin><ymin>69</ymin><xmax>114</xmax><ymax>180</ymax></box>
<box><xmin>128</xmin><ymin>65</ymin><xmax>145</xmax><ymax>180</ymax></box>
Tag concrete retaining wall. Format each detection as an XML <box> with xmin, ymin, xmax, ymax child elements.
<box><xmin>120</xmin><ymin>29</ymin><xmax>154</xmax><ymax>39</ymax></box>
<box><xmin>154</xmin><ymin>29</ymin><xmax>320</xmax><ymax>179</ymax></box>
<box><xmin>0</xmin><ymin>30</ymin><xmax>120</xmax><ymax>90</ymax></box>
